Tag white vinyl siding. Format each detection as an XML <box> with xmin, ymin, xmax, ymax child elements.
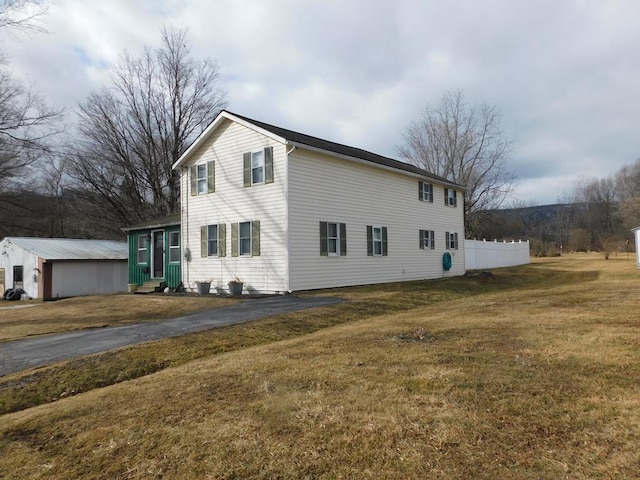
<box><xmin>180</xmin><ymin>119</ymin><xmax>287</xmax><ymax>293</ymax></box>
<box><xmin>288</xmin><ymin>149</ymin><xmax>465</xmax><ymax>290</ymax></box>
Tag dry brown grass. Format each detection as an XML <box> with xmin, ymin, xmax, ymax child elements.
<box><xmin>1</xmin><ymin>254</ymin><xmax>640</xmax><ymax>479</ymax></box>
<box><xmin>0</xmin><ymin>294</ymin><xmax>236</xmax><ymax>341</ymax></box>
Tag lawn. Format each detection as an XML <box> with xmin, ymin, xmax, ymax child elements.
<box><xmin>1</xmin><ymin>254</ymin><xmax>639</xmax><ymax>479</ymax></box>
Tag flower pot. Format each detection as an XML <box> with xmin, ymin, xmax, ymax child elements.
<box><xmin>228</xmin><ymin>281</ymin><xmax>243</xmax><ymax>296</ymax></box>
<box><xmin>196</xmin><ymin>281</ymin><xmax>211</xmax><ymax>295</ymax></box>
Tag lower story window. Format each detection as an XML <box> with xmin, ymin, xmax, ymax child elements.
<box><xmin>208</xmin><ymin>225</ymin><xmax>218</xmax><ymax>256</ymax></box>
<box><xmin>420</xmin><ymin>229</ymin><xmax>435</xmax><ymax>250</ymax></box>
<box><xmin>169</xmin><ymin>231</ymin><xmax>181</xmax><ymax>262</ymax></box>
<box><xmin>446</xmin><ymin>231</ymin><xmax>459</xmax><ymax>250</ymax></box>
<box><xmin>231</xmin><ymin>220</ymin><xmax>260</xmax><ymax>257</ymax></box>
<box><xmin>367</xmin><ymin>225</ymin><xmax>388</xmax><ymax>256</ymax></box>
<box><xmin>239</xmin><ymin>221</ymin><xmax>251</xmax><ymax>256</ymax></box>
<box><xmin>137</xmin><ymin>235</ymin><xmax>148</xmax><ymax>264</ymax></box>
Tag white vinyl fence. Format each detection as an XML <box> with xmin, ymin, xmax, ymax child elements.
<box><xmin>464</xmin><ymin>239</ymin><xmax>530</xmax><ymax>270</ymax></box>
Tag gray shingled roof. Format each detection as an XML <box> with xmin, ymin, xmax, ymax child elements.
<box><xmin>2</xmin><ymin>237</ymin><xmax>128</xmax><ymax>261</ymax></box>
<box><xmin>227</xmin><ymin>111</ymin><xmax>462</xmax><ymax>189</ymax></box>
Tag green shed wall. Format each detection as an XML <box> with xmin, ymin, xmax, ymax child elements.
<box><xmin>127</xmin><ymin>226</ymin><xmax>181</xmax><ymax>288</ymax></box>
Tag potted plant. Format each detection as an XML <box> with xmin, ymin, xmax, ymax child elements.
<box><xmin>196</xmin><ymin>280</ymin><xmax>211</xmax><ymax>295</ymax></box>
<box><xmin>228</xmin><ymin>277</ymin><xmax>243</xmax><ymax>296</ymax></box>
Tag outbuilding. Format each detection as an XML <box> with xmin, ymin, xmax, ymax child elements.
<box><xmin>633</xmin><ymin>227</ymin><xmax>640</xmax><ymax>269</ymax></box>
<box><xmin>0</xmin><ymin>237</ymin><xmax>128</xmax><ymax>299</ymax></box>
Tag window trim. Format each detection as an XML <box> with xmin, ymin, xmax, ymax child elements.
<box><xmin>137</xmin><ymin>235</ymin><xmax>148</xmax><ymax>265</ymax></box>
<box><xmin>169</xmin><ymin>231</ymin><xmax>181</xmax><ymax>263</ymax></box>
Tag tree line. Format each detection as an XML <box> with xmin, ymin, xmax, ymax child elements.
<box><xmin>474</xmin><ymin>161</ymin><xmax>640</xmax><ymax>256</ymax></box>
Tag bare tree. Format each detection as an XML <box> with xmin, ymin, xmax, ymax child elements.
<box><xmin>0</xmin><ymin>0</ymin><xmax>48</xmax><ymax>32</ymax></box>
<box><xmin>0</xmin><ymin>0</ymin><xmax>62</xmax><ymax>192</ymax></box>
<box><xmin>396</xmin><ymin>91</ymin><xmax>514</xmax><ymax>237</ymax></box>
<box><xmin>68</xmin><ymin>27</ymin><xmax>227</xmax><ymax>232</ymax></box>
<box><xmin>615</xmin><ymin>159</ymin><xmax>640</xmax><ymax>230</ymax></box>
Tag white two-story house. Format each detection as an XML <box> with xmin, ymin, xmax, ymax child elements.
<box><xmin>172</xmin><ymin>111</ymin><xmax>465</xmax><ymax>294</ymax></box>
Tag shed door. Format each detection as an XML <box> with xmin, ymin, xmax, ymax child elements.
<box><xmin>152</xmin><ymin>230</ymin><xmax>164</xmax><ymax>279</ymax></box>
<box><xmin>13</xmin><ymin>265</ymin><xmax>24</xmax><ymax>290</ymax></box>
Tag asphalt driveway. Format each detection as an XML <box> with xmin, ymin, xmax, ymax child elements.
<box><xmin>0</xmin><ymin>295</ymin><xmax>341</xmax><ymax>377</ymax></box>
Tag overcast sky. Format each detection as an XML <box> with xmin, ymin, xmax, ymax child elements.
<box><xmin>3</xmin><ymin>0</ymin><xmax>639</xmax><ymax>205</ymax></box>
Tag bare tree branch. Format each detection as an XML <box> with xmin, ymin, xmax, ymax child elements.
<box><xmin>396</xmin><ymin>91</ymin><xmax>515</xmax><ymax>237</ymax></box>
<box><xmin>68</xmin><ymin>26</ymin><xmax>227</xmax><ymax>233</ymax></box>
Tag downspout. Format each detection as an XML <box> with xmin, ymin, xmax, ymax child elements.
<box><xmin>183</xmin><ymin>166</ymin><xmax>190</xmax><ymax>289</ymax></box>
<box><xmin>285</xmin><ymin>144</ymin><xmax>296</xmax><ymax>293</ymax></box>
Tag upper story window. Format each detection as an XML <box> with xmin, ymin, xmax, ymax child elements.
<box><xmin>244</xmin><ymin>147</ymin><xmax>274</xmax><ymax>187</ymax></box>
<box><xmin>251</xmin><ymin>150</ymin><xmax>264</xmax><ymax>184</ymax></box>
<box><xmin>169</xmin><ymin>231</ymin><xmax>181</xmax><ymax>263</ymax></box>
<box><xmin>419</xmin><ymin>229</ymin><xmax>435</xmax><ymax>250</ymax></box>
<box><xmin>419</xmin><ymin>181</ymin><xmax>433</xmax><ymax>202</ymax></box>
<box><xmin>319</xmin><ymin>221</ymin><xmax>347</xmax><ymax>256</ymax></box>
<box><xmin>444</xmin><ymin>188</ymin><xmax>457</xmax><ymax>207</ymax></box>
<box><xmin>137</xmin><ymin>235</ymin><xmax>148</xmax><ymax>264</ymax></box>
<box><xmin>190</xmin><ymin>161</ymin><xmax>215</xmax><ymax>196</ymax></box>
<box><xmin>367</xmin><ymin>225</ymin><xmax>388</xmax><ymax>256</ymax></box>
<box><xmin>197</xmin><ymin>164</ymin><xmax>207</xmax><ymax>194</ymax></box>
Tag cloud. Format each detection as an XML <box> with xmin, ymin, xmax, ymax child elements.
<box><xmin>2</xmin><ymin>0</ymin><xmax>639</xmax><ymax>206</ymax></box>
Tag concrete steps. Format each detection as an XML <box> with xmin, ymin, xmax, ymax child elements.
<box><xmin>134</xmin><ymin>280</ymin><xmax>166</xmax><ymax>294</ymax></box>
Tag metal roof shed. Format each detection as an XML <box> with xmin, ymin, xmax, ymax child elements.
<box><xmin>0</xmin><ymin>237</ymin><xmax>128</xmax><ymax>299</ymax></box>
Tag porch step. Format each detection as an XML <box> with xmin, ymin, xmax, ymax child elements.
<box><xmin>134</xmin><ymin>280</ymin><xmax>166</xmax><ymax>294</ymax></box>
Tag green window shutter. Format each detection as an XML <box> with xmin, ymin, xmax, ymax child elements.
<box><xmin>382</xmin><ymin>227</ymin><xmax>388</xmax><ymax>256</ymax></box>
<box><xmin>191</xmin><ymin>166</ymin><xmax>197</xmax><ymax>196</ymax></box>
<box><xmin>243</xmin><ymin>153</ymin><xmax>251</xmax><ymax>187</ymax></box>
<box><xmin>428</xmin><ymin>184</ymin><xmax>434</xmax><ymax>202</ymax></box>
<box><xmin>453</xmin><ymin>190</ymin><xmax>457</xmax><ymax>207</ymax></box>
<box><xmin>252</xmin><ymin>220</ymin><xmax>260</xmax><ymax>256</ymax></box>
<box><xmin>430</xmin><ymin>230</ymin><xmax>435</xmax><ymax>250</ymax></box>
<box><xmin>219</xmin><ymin>223</ymin><xmax>226</xmax><ymax>257</ymax></box>
<box><xmin>366</xmin><ymin>225</ymin><xmax>373</xmax><ymax>256</ymax></box>
<box><xmin>231</xmin><ymin>223</ymin><xmax>239</xmax><ymax>257</ymax></box>
<box><xmin>454</xmin><ymin>232</ymin><xmax>459</xmax><ymax>250</ymax></box>
<box><xmin>419</xmin><ymin>181</ymin><xmax>424</xmax><ymax>201</ymax></box>
<box><xmin>319</xmin><ymin>221</ymin><xmax>328</xmax><ymax>256</ymax></box>
<box><xmin>446</xmin><ymin>232</ymin><xmax>450</xmax><ymax>249</ymax></box>
<box><xmin>207</xmin><ymin>161</ymin><xmax>215</xmax><ymax>193</ymax></box>
<box><xmin>444</xmin><ymin>188</ymin><xmax>449</xmax><ymax>205</ymax></box>
<box><xmin>200</xmin><ymin>225</ymin><xmax>207</xmax><ymax>258</ymax></box>
<box><xmin>265</xmin><ymin>147</ymin><xmax>274</xmax><ymax>184</ymax></box>
<box><xmin>339</xmin><ymin>223</ymin><xmax>347</xmax><ymax>256</ymax></box>
<box><xmin>419</xmin><ymin>229</ymin><xmax>425</xmax><ymax>249</ymax></box>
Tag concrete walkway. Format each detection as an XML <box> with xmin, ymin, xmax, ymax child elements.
<box><xmin>0</xmin><ymin>295</ymin><xmax>341</xmax><ymax>377</ymax></box>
